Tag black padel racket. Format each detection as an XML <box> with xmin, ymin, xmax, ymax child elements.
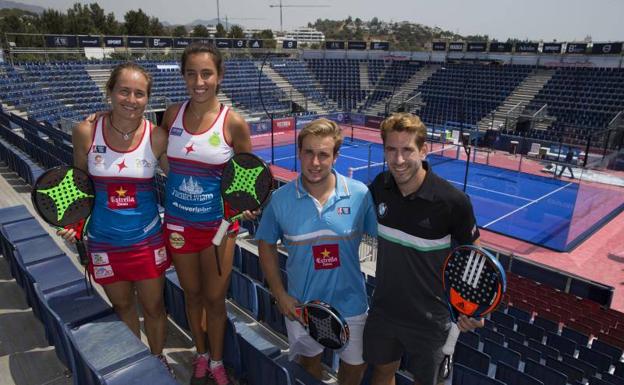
<box><xmin>296</xmin><ymin>300</ymin><xmax>350</xmax><ymax>350</ymax></box>
<box><xmin>31</xmin><ymin>166</ymin><xmax>94</xmax><ymax>266</ymax></box>
<box><xmin>212</xmin><ymin>153</ymin><xmax>273</xmax><ymax>274</ymax></box>
<box><xmin>438</xmin><ymin>245</ymin><xmax>506</xmax><ymax>379</ymax></box>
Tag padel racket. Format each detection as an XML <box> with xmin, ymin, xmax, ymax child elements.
<box><xmin>296</xmin><ymin>300</ymin><xmax>350</xmax><ymax>350</ymax></box>
<box><xmin>438</xmin><ymin>245</ymin><xmax>506</xmax><ymax>379</ymax></box>
<box><xmin>31</xmin><ymin>166</ymin><xmax>94</xmax><ymax>266</ymax></box>
<box><xmin>212</xmin><ymin>153</ymin><xmax>273</xmax><ymax>274</ymax></box>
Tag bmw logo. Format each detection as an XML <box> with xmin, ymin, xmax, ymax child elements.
<box><xmin>378</xmin><ymin>202</ymin><xmax>387</xmax><ymax>218</ymax></box>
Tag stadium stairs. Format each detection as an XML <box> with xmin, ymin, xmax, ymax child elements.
<box><xmin>477</xmin><ymin>68</ymin><xmax>556</xmax><ymax>132</ymax></box>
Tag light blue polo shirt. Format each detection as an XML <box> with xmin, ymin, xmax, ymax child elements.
<box><xmin>255</xmin><ymin>171</ymin><xmax>377</xmax><ymax>318</ymax></box>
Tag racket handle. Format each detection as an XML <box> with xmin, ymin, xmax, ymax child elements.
<box><xmin>212</xmin><ymin>219</ymin><xmax>230</xmax><ymax>246</ymax></box>
<box><xmin>441</xmin><ymin>323</ymin><xmax>461</xmax><ymax>355</ymax></box>
<box><xmin>76</xmin><ymin>239</ymin><xmax>89</xmax><ymax>266</ymax></box>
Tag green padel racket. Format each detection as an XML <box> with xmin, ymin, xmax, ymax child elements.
<box><xmin>212</xmin><ymin>153</ymin><xmax>273</xmax><ymax>274</ymax></box>
<box><xmin>31</xmin><ymin>166</ymin><xmax>94</xmax><ymax>266</ymax></box>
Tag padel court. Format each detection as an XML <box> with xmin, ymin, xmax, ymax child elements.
<box><xmin>255</xmin><ymin>134</ymin><xmax>624</xmax><ymax>252</ymax></box>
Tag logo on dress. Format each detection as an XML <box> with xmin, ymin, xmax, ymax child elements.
<box><xmin>170</xmin><ymin>127</ymin><xmax>183</xmax><ymax>136</ymax></box>
<box><xmin>94</xmin><ymin>154</ymin><xmax>105</xmax><ymax>168</ymax></box>
<box><xmin>209</xmin><ymin>132</ymin><xmax>221</xmax><ymax>147</ymax></box>
<box><xmin>92</xmin><ymin>145</ymin><xmax>107</xmax><ymax>153</ymax></box>
<box><xmin>377</xmin><ymin>202</ymin><xmax>388</xmax><ymax>218</ymax></box>
<box><xmin>93</xmin><ymin>265</ymin><xmax>114</xmax><ymax>279</ymax></box>
<box><xmin>312</xmin><ymin>244</ymin><xmax>340</xmax><ymax>270</ymax></box>
<box><xmin>184</xmin><ymin>143</ymin><xmax>195</xmax><ymax>155</ymax></box>
<box><xmin>135</xmin><ymin>158</ymin><xmax>155</xmax><ymax>169</ymax></box>
<box><xmin>169</xmin><ymin>232</ymin><xmax>185</xmax><ymax>249</ymax></box>
<box><xmin>107</xmin><ymin>184</ymin><xmax>137</xmax><ymax>209</ymax></box>
<box><xmin>179</xmin><ymin>176</ymin><xmax>203</xmax><ymax>194</ymax></box>
<box><xmin>154</xmin><ymin>247</ymin><xmax>168</xmax><ymax>265</ymax></box>
<box><xmin>91</xmin><ymin>252</ymin><xmax>109</xmax><ymax>265</ymax></box>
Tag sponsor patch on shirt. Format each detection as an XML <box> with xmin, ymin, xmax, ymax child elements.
<box><xmin>107</xmin><ymin>184</ymin><xmax>137</xmax><ymax>209</ymax></box>
<box><xmin>337</xmin><ymin>207</ymin><xmax>351</xmax><ymax>215</ymax></box>
<box><xmin>91</xmin><ymin>252</ymin><xmax>109</xmax><ymax>266</ymax></box>
<box><xmin>92</xmin><ymin>145</ymin><xmax>107</xmax><ymax>153</ymax></box>
<box><xmin>154</xmin><ymin>246</ymin><xmax>168</xmax><ymax>265</ymax></box>
<box><xmin>312</xmin><ymin>244</ymin><xmax>340</xmax><ymax>270</ymax></box>
<box><xmin>170</xmin><ymin>127</ymin><xmax>183</xmax><ymax>136</ymax></box>
<box><xmin>93</xmin><ymin>265</ymin><xmax>114</xmax><ymax>279</ymax></box>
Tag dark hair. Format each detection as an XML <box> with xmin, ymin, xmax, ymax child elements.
<box><xmin>106</xmin><ymin>62</ymin><xmax>152</xmax><ymax>98</ymax></box>
<box><xmin>180</xmin><ymin>42</ymin><xmax>224</xmax><ymax>77</ymax></box>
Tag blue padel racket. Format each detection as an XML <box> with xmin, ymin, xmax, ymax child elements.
<box><xmin>212</xmin><ymin>153</ymin><xmax>273</xmax><ymax>274</ymax></box>
<box><xmin>31</xmin><ymin>166</ymin><xmax>94</xmax><ymax>266</ymax></box>
<box><xmin>438</xmin><ymin>245</ymin><xmax>506</xmax><ymax>379</ymax></box>
<box><xmin>296</xmin><ymin>300</ymin><xmax>350</xmax><ymax>350</ymax></box>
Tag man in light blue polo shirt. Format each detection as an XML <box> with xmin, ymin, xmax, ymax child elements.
<box><xmin>256</xmin><ymin>118</ymin><xmax>377</xmax><ymax>385</ymax></box>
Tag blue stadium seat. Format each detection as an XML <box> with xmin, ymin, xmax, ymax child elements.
<box><xmin>454</xmin><ymin>341</ymin><xmax>490</xmax><ymax>374</ymax></box>
<box><xmin>523</xmin><ymin>358</ymin><xmax>567</xmax><ymax>385</ymax></box>
<box><xmin>101</xmin><ymin>355</ymin><xmax>178</xmax><ymax>385</ymax></box>
<box><xmin>545</xmin><ymin>331</ymin><xmax>576</xmax><ymax>357</ymax></box>
<box><xmin>517</xmin><ymin>320</ymin><xmax>545</xmax><ymax>342</ymax></box>
<box><xmin>238</xmin><ymin>337</ymin><xmax>290</xmax><ymax>385</ymax></box>
<box><xmin>578</xmin><ymin>345</ymin><xmax>612</xmax><ymax>373</ymax></box>
<box><xmin>458</xmin><ymin>330</ymin><xmax>480</xmax><ymax>349</ymax></box>
<box><xmin>23</xmin><ymin>253</ymin><xmax>84</xmax><ymax>320</ymax></box>
<box><xmin>0</xmin><ymin>218</ymin><xmax>47</xmax><ymax>269</ymax></box>
<box><xmin>163</xmin><ymin>268</ymin><xmax>189</xmax><ymax>331</ymax></box>
<box><xmin>12</xmin><ymin>235</ymin><xmax>65</xmax><ymax>289</ymax></box>
<box><xmin>477</xmin><ymin>327</ymin><xmax>505</xmax><ymax>345</ymax></box>
<box><xmin>496</xmin><ymin>324</ymin><xmax>525</xmax><ymax>344</ymax></box>
<box><xmin>506</xmin><ymin>338</ymin><xmax>542</xmax><ymax>363</ymax></box>
<box><xmin>495</xmin><ymin>361</ymin><xmax>543</xmax><ymax>385</ymax></box>
<box><xmin>33</xmin><ymin>281</ymin><xmax>113</xmax><ymax>372</ymax></box>
<box><xmin>533</xmin><ymin>315</ymin><xmax>559</xmax><ymax>334</ymax></box>
<box><xmin>67</xmin><ymin>313</ymin><xmax>151</xmax><ymax>385</ymax></box>
<box><xmin>527</xmin><ymin>338</ymin><xmax>559</xmax><ymax>359</ymax></box>
<box><xmin>491</xmin><ymin>310</ymin><xmax>515</xmax><ymax>330</ymax></box>
<box><xmin>482</xmin><ymin>338</ymin><xmax>520</xmax><ymax>369</ymax></box>
<box><xmin>452</xmin><ymin>363</ymin><xmax>504</xmax><ymax>385</ymax></box>
<box><xmin>507</xmin><ymin>306</ymin><xmax>532</xmax><ymax>323</ymax></box>
<box><xmin>274</xmin><ymin>355</ymin><xmax>324</xmax><ymax>385</ymax></box>
<box><xmin>544</xmin><ymin>356</ymin><xmax>584</xmax><ymax>383</ymax></box>
<box><xmin>256</xmin><ymin>283</ymin><xmax>287</xmax><ymax>336</ymax></box>
<box><xmin>561</xmin><ymin>353</ymin><xmax>598</xmax><ymax>379</ymax></box>
<box><xmin>229</xmin><ymin>268</ymin><xmax>259</xmax><ymax>319</ymax></box>
<box><xmin>591</xmin><ymin>339</ymin><xmax>623</xmax><ymax>363</ymax></box>
<box><xmin>561</xmin><ymin>326</ymin><xmax>590</xmax><ymax>347</ymax></box>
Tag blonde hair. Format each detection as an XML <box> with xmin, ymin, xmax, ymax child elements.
<box><xmin>297</xmin><ymin>118</ymin><xmax>343</xmax><ymax>155</ymax></box>
<box><xmin>380</xmin><ymin>113</ymin><xmax>427</xmax><ymax>149</ymax></box>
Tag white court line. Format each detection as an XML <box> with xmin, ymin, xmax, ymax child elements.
<box><xmin>483</xmin><ymin>182</ymin><xmax>573</xmax><ymax>228</ymax></box>
<box><xmin>447</xmin><ymin>180</ymin><xmax>533</xmax><ymax>202</ymax></box>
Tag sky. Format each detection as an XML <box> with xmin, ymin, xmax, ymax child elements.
<box><xmin>21</xmin><ymin>0</ymin><xmax>624</xmax><ymax>42</ymax></box>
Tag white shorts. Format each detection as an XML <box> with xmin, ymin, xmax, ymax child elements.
<box><xmin>285</xmin><ymin>312</ymin><xmax>367</xmax><ymax>365</ymax></box>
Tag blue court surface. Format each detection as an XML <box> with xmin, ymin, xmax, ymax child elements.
<box><xmin>255</xmin><ymin>138</ymin><xmax>622</xmax><ymax>252</ymax></box>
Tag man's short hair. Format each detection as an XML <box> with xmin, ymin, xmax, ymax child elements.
<box><xmin>297</xmin><ymin>118</ymin><xmax>343</xmax><ymax>155</ymax></box>
<box><xmin>380</xmin><ymin>113</ymin><xmax>427</xmax><ymax>149</ymax></box>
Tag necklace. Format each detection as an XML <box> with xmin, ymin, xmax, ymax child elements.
<box><xmin>188</xmin><ymin>102</ymin><xmax>221</xmax><ymax>120</ymax></box>
<box><xmin>109</xmin><ymin>115</ymin><xmax>141</xmax><ymax>141</ymax></box>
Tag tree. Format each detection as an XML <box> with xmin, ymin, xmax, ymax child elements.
<box><xmin>228</xmin><ymin>25</ymin><xmax>244</xmax><ymax>38</ymax></box>
<box><xmin>215</xmin><ymin>23</ymin><xmax>226</xmax><ymax>37</ymax></box>
<box><xmin>103</xmin><ymin>12</ymin><xmax>120</xmax><ymax>35</ymax></box>
<box><xmin>149</xmin><ymin>17</ymin><xmax>164</xmax><ymax>35</ymax></box>
<box><xmin>192</xmin><ymin>24</ymin><xmax>210</xmax><ymax>37</ymax></box>
<box><xmin>172</xmin><ymin>25</ymin><xmax>187</xmax><ymax>37</ymax></box>
<box><xmin>66</xmin><ymin>3</ymin><xmax>96</xmax><ymax>34</ymax></box>
<box><xmin>40</xmin><ymin>9</ymin><xmax>66</xmax><ymax>34</ymax></box>
<box><xmin>124</xmin><ymin>9</ymin><xmax>150</xmax><ymax>36</ymax></box>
